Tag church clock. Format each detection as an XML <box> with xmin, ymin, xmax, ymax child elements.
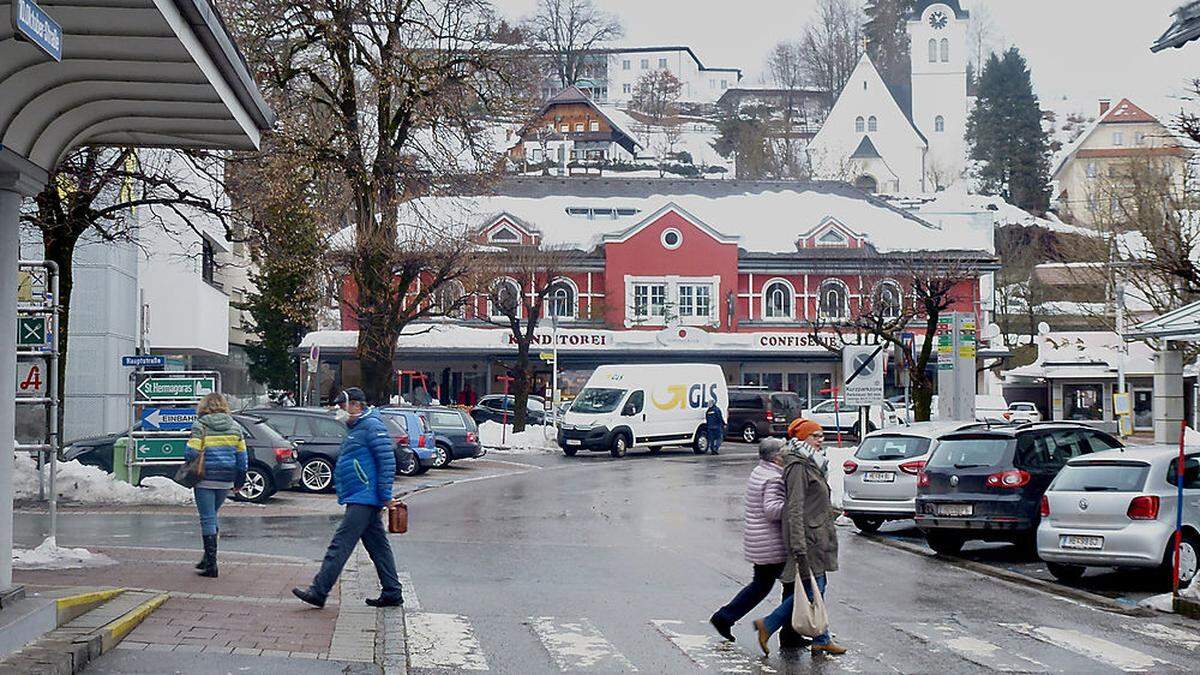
<box><xmin>928</xmin><ymin>11</ymin><xmax>948</xmax><ymax>29</ymax></box>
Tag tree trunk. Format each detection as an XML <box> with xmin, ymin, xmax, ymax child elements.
<box><xmin>912</xmin><ymin>309</ymin><xmax>940</xmax><ymax>422</ymax></box>
<box><xmin>42</xmin><ymin>225</ymin><xmax>78</xmax><ymax>443</ymax></box>
<box><xmin>511</xmin><ymin>340</ymin><xmax>531</xmax><ymax>432</ymax></box>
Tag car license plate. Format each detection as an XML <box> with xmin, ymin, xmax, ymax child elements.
<box><xmin>936</xmin><ymin>504</ymin><xmax>973</xmax><ymax>517</ymax></box>
<box><xmin>1061</xmin><ymin>535</ymin><xmax>1103</xmax><ymax>550</ymax></box>
<box><xmin>566</xmin><ymin>439</ymin><xmax>582</xmax><ymax>446</ymax></box>
<box><xmin>863</xmin><ymin>471</ymin><xmax>895</xmax><ymax>483</ymax></box>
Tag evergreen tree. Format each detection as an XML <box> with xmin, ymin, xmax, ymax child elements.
<box><xmin>864</xmin><ymin>0</ymin><xmax>915</xmax><ymax>89</ymax></box>
<box><xmin>966</xmin><ymin>48</ymin><xmax>1051</xmax><ymax>213</ymax></box>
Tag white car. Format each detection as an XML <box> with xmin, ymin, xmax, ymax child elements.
<box><xmin>924</xmin><ymin>395</ymin><xmax>1011</xmax><ymax>423</ymax></box>
<box><xmin>1038</xmin><ymin>446</ymin><xmax>1198</xmax><ymax>588</ymax></box>
<box><xmin>802</xmin><ymin>399</ymin><xmax>902</xmax><ymax>437</ymax></box>
<box><xmin>1003</xmin><ymin>402</ymin><xmax>1043</xmax><ymax>423</ymax></box>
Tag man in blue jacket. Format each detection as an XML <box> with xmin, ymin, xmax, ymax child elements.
<box><xmin>294</xmin><ymin>387</ymin><xmax>403</xmax><ymax>608</ymax></box>
<box><xmin>706</xmin><ymin>402</ymin><xmax>726</xmax><ymax>455</ymax></box>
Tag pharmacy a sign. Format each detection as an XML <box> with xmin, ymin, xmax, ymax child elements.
<box><xmin>12</xmin><ymin>0</ymin><xmax>62</xmax><ymax>62</ymax></box>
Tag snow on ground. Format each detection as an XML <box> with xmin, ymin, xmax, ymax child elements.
<box><xmin>13</xmin><ymin>454</ymin><xmax>193</xmax><ymax>505</ymax></box>
<box><xmin>12</xmin><ymin>537</ymin><xmax>116</xmax><ymax>570</ymax></box>
<box><xmin>478</xmin><ymin>421</ymin><xmax>560</xmax><ymax>454</ymax></box>
<box><xmin>1140</xmin><ymin>574</ymin><xmax>1200</xmax><ymax>613</ymax></box>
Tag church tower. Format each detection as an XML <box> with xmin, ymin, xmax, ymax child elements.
<box><xmin>907</xmin><ymin>1</ymin><xmax>969</xmax><ymax>187</ymax></box>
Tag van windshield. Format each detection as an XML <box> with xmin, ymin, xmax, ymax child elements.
<box><xmin>571</xmin><ymin>388</ymin><xmax>626</xmax><ymax>414</ymax></box>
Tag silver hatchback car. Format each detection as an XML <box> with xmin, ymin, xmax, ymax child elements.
<box><xmin>1038</xmin><ymin>446</ymin><xmax>1200</xmax><ymax>588</ymax></box>
<box><xmin>842</xmin><ymin>421</ymin><xmax>982</xmax><ymax>532</ymax></box>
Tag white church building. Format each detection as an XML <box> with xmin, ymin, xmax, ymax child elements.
<box><xmin>807</xmin><ymin>0</ymin><xmax>970</xmax><ymax>194</ymax></box>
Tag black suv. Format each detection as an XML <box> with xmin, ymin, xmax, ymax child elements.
<box><xmin>247</xmin><ymin>407</ymin><xmax>349</xmax><ymax>493</ymax></box>
<box><xmin>726</xmin><ymin>388</ymin><xmax>804</xmax><ymax>443</ymax></box>
<box><xmin>915</xmin><ymin>422</ymin><xmax>1123</xmax><ymax>554</ymax></box>
<box><xmin>470</xmin><ymin>395</ymin><xmax>547</xmax><ymax>426</ymax></box>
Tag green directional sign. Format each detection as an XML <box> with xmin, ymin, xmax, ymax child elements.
<box><xmin>136</xmin><ymin>376</ymin><xmax>215</xmax><ymax>401</ymax></box>
<box><xmin>134</xmin><ymin>437</ymin><xmax>189</xmax><ymax>461</ymax></box>
<box><xmin>17</xmin><ymin>316</ymin><xmax>47</xmax><ymax>346</ymax></box>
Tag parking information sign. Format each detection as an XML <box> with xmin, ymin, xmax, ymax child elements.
<box><xmin>843</xmin><ymin>345</ymin><xmax>885</xmax><ymax>407</ymax></box>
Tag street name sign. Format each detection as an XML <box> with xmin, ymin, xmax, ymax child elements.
<box><xmin>12</xmin><ymin>0</ymin><xmax>62</xmax><ymax>61</ymax></box>
<box><xmin>17</xmin><ymin>316</ymin><xmax>48</xmax><ymax>347</ymax></box>
<box><xmin>141</xmin><ymin>407</ymin><xmax>197</xmax><ymax>431</ymax></box>
<box><xmin>136</xmin><ymin>376</ymin><xmax>215</xmax><ymax>401</ymax></box>
<box><xmin>134</xmin><ymin>438</ymin><xmax>188</xmax><ymax>461</ymax></box>
<box><xmin>843</xmin><ymin>345</ymin><xmax>885</xmax><ymax>407</ymax></box>
<box><xmin>122</xmin><ymin>354</ymin><xmax>165</xmax><ymax>367</ymax></box>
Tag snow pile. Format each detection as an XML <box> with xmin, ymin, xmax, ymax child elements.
<box><xmin>478</xmin><ymin>421</ymin><xmax>560</xmax><ymax>454</ymax></box>
<box><xmin>823</xmin><ymin>444</ymin><xmax>856</xmax><ymax>509</ymax></box>
<box><xmin>12</xmin><ymin>537</ymin><xmax>116</xmax><ymax>570</ymax></box>
<box><xmin>13</xmin><ymin>454</ymin><xmax>193</xmax><ymax>505</ymax></box>
<box><xmin>1140</xmin><ymin>574</ymin><xmax>1200</xmax><ymax>613</ymax></box>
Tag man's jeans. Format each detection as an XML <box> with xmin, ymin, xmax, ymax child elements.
<box><xmin>310</xmin><ymin>504</ymin><xmax>402</xmax><ymax>601</ymax></box>
<box><xmin>762</xmin><ymin>573</ymin><xmax>830</xmax><ymax>646</ymax></box>
<box><xmin>713</xmin><ymin>562</ymin><xmax>784</xmax><ymax>626</ymax></box>
<box><xmin>707</xmin><ymin>431</ymin><xmax>723</xmax><ymax>453</ymax></box>
<box><xmin>194</xmin><ymin>488</ymin><xmax>227</xmax><ymax>536</ymax></box>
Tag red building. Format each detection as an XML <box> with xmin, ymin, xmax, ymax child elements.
<box><xmin>314</xmin><ymin>177</ymin><xmax>997</xmax><ymax>406</ymax></box>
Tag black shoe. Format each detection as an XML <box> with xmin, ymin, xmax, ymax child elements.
<box><xmin>196</xmin><ymin>534</ymin><xmax>218</xmax><ymax>578</ymax></box>
<box><xmin>709</xmin><ymin>614</ymin><xmax>735</xmax><ymax>641</ymax></box>
<box><xmin>365</xmin><ymin>595</ymin><xmax>403</xmax><ymax>607</ymax></box>
<box><xmin>292</xmin><ymin>587</ymin><xmax>326</xmax><ymax>608</ymax></box>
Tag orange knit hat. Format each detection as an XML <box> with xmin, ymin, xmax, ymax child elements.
<box><xmin>787</xmin><ymin>418</ymin><xmax>824</xmax><ymax>439</ymax></box>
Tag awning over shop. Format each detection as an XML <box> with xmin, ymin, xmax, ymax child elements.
<box><xmin>1128</xmin><ymin>299</ymin><xmax>1200</xmax><ymax>341</ymax></box>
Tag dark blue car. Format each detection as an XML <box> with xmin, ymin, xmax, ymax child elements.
<box><xmin>378</xmin><ymin>408</ymin><xmax>437</xmax><ymax>476</ymax></box>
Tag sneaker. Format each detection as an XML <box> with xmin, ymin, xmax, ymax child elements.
<box><xmin>365</xmin><ymin>595</ymin><xmax>403</xmax><ymax>607</ymax></box>
<box><xmin>292</xmin><ymin>587</ymin><xmax>326</xmax><ymax>608</ymax></box>
<box><xmin>812</xmin><ymin>642</ymin><xmax>848</xmax><ymax>656</ymax></box>
<box><xmin>709</xmin><ymin>614</ymin><xmax>735</xmax><ymax>641</ymax></box>
<box><xmin>751</xmin><ymin>619</ymin><xmax>770</xmax><ymax>656</ymax></box>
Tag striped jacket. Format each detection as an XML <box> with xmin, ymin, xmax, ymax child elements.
<box><xmin>743</xmin><ymin>460</ymin><xmax>787</xmax><ymax>564</ymax></box>
<box><xmin>185</xmin><ymin>413</ymin><xmax>248</xmax><ymax>485</ymax></box>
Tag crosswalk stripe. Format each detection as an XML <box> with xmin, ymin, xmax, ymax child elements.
<box><xmin>406</xmin><ymin>612</ymin><xmax>489</xmax><ymax>671</ymax></box>
<box><xmin>650</xmin><ymin>620</ymin><xmax>775</xmax><ymax>673</ymax></box>
<box><xmin>397</xmin><ymin>572</ymin><xmax>421</xmax><ymax>610</ymax></box>
<box><xmin>1128</xmin><ymin>622</ymin><xmax>1200</xmax><ymax>651</ymax></box>
<box><xmin>1000</xmin><ymin>623</ymin><xmax>1175</xmax><ymax>672</ymax></box>
<box><xmin>529</xmin><ymin>616</ymin><xmax>638</xmax><ymax>672</ymax></box>
<box><xmin>895</xmin><ymin>622</ymin><xmax>1047</xmax><ymax>672</ymax></box>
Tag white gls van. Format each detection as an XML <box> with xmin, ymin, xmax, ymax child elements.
<box><xmin>557</xmin><ymin>364</ymin><xmax>728</xmax><ymax>458</ymax></box>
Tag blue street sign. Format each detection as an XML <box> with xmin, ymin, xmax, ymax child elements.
<box><xmin>141</xmin><ymin>407</ymin><xmax>197</xmax><ymax>431</ymax></box>
<box><xmin>122</xmin><ymin>355</ymin><xmax>165</xmax><ymax>367</ymax></box>
<box><xmin>12</xmin><ymin>0</ymin><xmax>62</xmax><ymax>62</ymax></box>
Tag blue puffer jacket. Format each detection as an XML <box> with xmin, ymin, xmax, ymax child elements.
<box><xmin>334</xmin><ymin>408</ymin><xmax>396</xmax><ymax>506</ymax></box>
<box><xmin>706</xmin><ymin>404</ymin><xmax>726</xmax><ymax>435</ymax></box>
<box><xmin>185</xmin><ymin>413</ymin><xmax>247</xmax><ymax>484</ymax></box>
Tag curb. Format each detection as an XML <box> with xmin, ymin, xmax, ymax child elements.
<box><xmin>1175</xmin><ymin>596</ymin><xmax>1200</xmax><ymax>619</ymax></box>
<box><xmin>862</xmin><ymin>533</ymin><xmax>1153</xmax><ymax>617</ymax></box>
<box><xmin>55</xmin><ymin>589</ymin><xmax>125</xmax><ymax>626</ymax></box>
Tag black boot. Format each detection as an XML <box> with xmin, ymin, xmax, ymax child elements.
<box><xmin>197</xmin><ymin>534</ymin><xmax>218</xmax><ymax>578</ymax></box>
<box><xmin>195</xmin><ymin>534</ymin><xmax>211</xmax><ymax>570</ymax></box>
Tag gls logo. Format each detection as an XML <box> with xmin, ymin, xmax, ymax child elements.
<box><xmin>652</xmin><ymin>383</ymin><xmax>720</xmax><ymax>411</ymax></box>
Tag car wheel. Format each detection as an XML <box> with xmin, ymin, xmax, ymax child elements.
<box><xmin>692</xmin><ymin>427</ymin><xmax>708</xmax><ymax>454</ymax></box>
<box><xmin>562</xmin><ymin>445</ymin><xmax>578</xmax><ymax>457</ymax></box>
<box><xmin>431</xmin><ymin>444</ymin><xmax>451</xmax><ymax>468</ymax></box>
<box><xmin>851</xmin><ymin>517</ymin><xmax>883</xmax><ymax>534</ymax></box>
<box><xmin>610</xmin><ymin>433</ymin><xmax>629</xmax><ymax>458</ymax></box>
<box><xmin>741</xmin><ymin>424</ymin><xmax>758</xmax><ymax>444</ymax></box>
<box><xmin>398</xmin><ymin>452</ymin><xmax>428</xmax><ymax>477</ymax></box>
<box><xmin>926</xmin><ymin>532</ymin><xmax>964</xmax><ymax>556</ymax></box>
<box><xmin>1161</xmin><ymin>532</ymin><xmax>1200</xmax><ymax>589</ymax></box>
<box><xmin>1046</xmin><ymin>562</ymin><xmax>1086</xmax><ymax>583</ymax></box>
<box><xmin>234</xmin><ymin>466</ymin><xmax>275</xmax><ymax>503</ymax></box>
<box><xmin>300</xmin><ymin>457</ymin><xmax>334</xmax><ymax>493</ymax></box>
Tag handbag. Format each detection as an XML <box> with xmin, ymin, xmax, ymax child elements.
<box><xmin>174</xmin><ymin>427</ymin><xmax>206</xmax><ymax>488</ymax></box>
<box><xmin>790</xmin><ymin>569</ymin><xmax>829</xmax><ymax>638</ymax></box>
<box><xmin>387</xmin><ymin>500</ymin><xmax>408</xmax><ymax>534</ymax></box>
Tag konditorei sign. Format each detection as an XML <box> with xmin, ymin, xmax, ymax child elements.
<box><xmin>12</xmin><ymin>0</ymin><xmax>63</xmax><ymax>62</ymax></box>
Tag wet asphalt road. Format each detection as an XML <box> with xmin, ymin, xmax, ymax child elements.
<box><xmin>18</xmin><ymin>443</ymin><xmax>1200</xmax><ymax>673</ymax></box>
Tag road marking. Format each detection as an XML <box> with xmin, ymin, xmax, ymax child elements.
<box><xmin>895</xmin><ymin>623</ymin><xmax>1047</xmax><ymax>672</ymax></box>
<box><xmin>1128</xmin><ymin>622</ymin><xmax>1200</xmax><ymax>651</ymax></box>
<box><xmin>1001</xmin><ymin>623</ymin><xmax>1174</xmax><ymax>672</ymax></box>
<box><xmin>651</xmin><ymin>620</ymin><xmax>774</xmax><ymax>673</ymax></box>
<box><xmin>397</xmin><ymin>572</ymin><xmax>421</xmax><ymax>610</ymax></box>
<box><xmin>529</xmin><ymin>616</ymin><xmax>637</xmax><ymax>671</ymax></box>
<box><xmin>406</xmin><ymin>612</ymin><xmax>489</xmax><ymax>671</ymax></box>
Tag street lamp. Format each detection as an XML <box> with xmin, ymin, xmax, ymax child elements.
<box><xmin>550</xmin><ymin>287</ymin><xmax>568</xmax><ymax>429</ymax></box>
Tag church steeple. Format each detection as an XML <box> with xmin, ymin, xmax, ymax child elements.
<box><xmin>907</xmin><ymin>2</ymin><xmax>969</xmax><ymax>187</ymax></box>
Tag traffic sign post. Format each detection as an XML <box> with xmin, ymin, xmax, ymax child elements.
<box><xmin>936</xmin><ymin>312</ymin><xmax>978</xmax><ymax>421</ymax></box>
<box><xmin>15</xmin><ymin>260</ymin><xmax>61</xmax><ymax>542</ymax></box>
<box><xmin>844</xmin><ymin>344</ymin><xmax>886</xmax><ymax>440</ymax></box>
<box><xmin>126</xmin><ymin>370</ymin><xmax>220</xmax><ymax>481</ymax></box>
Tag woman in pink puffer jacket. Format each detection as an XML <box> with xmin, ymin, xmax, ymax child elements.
<box><xmin>710</xmin><ymin>438</ymin><xmax>797</xmax><ymax>644</ymax></box>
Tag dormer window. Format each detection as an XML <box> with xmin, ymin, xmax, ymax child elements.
<box><xmin>817</xmin><ymin>230</ymin><xmax>848</xmax><ymax>247</ymax></box>
<box><xmin>489</xmin><ymin>226</ymin><xmax>520</xmax><ymax>243</ymax></box>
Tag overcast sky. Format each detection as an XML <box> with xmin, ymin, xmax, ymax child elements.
<box><xmin>492</xmin><ymin>0</ymin><xmax>1198</xmax><ymax>120</ymax></box>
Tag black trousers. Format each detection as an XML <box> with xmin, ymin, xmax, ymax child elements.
<box><xmin>310</xmin><ymin>504</ymin><xmax>402</xmax><ymax>600</ymax></box>
<box><xmin>713</xmin><ymin>562</ymin><xmax>785</xmax><ymax>627</ymax></box>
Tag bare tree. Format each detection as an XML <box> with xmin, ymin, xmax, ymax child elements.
<box><xmin>764</xmin><ymin>42</ymin><xmax>810</xmax><ymax>178</ymax></box>
<box><xmin>965</xmin><ymin>3</ymin><xmax>1003</xmax><ymax>81</ymax></box>
<box><xmin>631</xmin><ymin>70</ymin><xmax>683</xmax><ymax>176</ymax></box>
<box><xmin>523</xmin><ymin>0</ymin><xmax>623</xmax><ymax>90</ymax></box>
<box><xmin>797</xmin><ymin>0</ymin><xmax>865</xmax><ymax>96</ymax></box>
<box><xmin>1182</xmin><ymin>79</ymin><xmax>1200</xmax><ymax>146</ymax></box>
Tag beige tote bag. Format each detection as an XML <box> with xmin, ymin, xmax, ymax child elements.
<box><xmin>790</xmin><ymin>569</ymin><xmax>829</xmax><ymax>637</ymax></box>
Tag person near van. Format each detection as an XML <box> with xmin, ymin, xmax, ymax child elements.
<box><xmin>187</xmin><ymin>393</ymin><xmax>247</xmax><ymax>579</ymax></box>
<box><xmin>710</xmin><ymin>437</ymin><xmax>790</xmax><ymax>641</ymax></box>
<box><xmin>751</xmin><ymin>419</ymin><xmax>847</xmax><ymax>657</ymax></box>
<box><xmin>293</xmin><ymin>387</ymin><xmax>403</xmax><ymax>608</ymax></box>
<box><xmin>706</xmin><ymin>402</ymin><xmax>726</xmax><ymax>455</ymax></box>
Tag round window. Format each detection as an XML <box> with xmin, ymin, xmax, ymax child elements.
<box><xmin>661</xmin><ymin>228</ymin><xmax>682</xmax><ymax>250</ymax></box>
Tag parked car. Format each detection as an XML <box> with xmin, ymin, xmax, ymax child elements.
<box><xmin>396</xmin><ymin>406</ymin><xmax>484</xmax><ymax>467</ymax></box>
<box><xmin>471</xmin><ymin>395</ymin><xmax>548</xmax><ymax>426</ymax></box>
<box><xmin>248</xmin><ymin>407</ymin><xmax>348</xmax><ymax>493</ymax></box>
<box><xmin>377</xmin><ymin>408</ymin><xmax>436</xmax><ymax>476</ymax></box>
<box><xmin>726</xmin><ymin>389</ymin><xmax>805</xmax><ymax>443</ymax></box>
<box><xmin>61</xmin><ymin>414</ymin><xmax>299</xmax><ymax>503</ymax></box>
<box><xmin>1038</xmin><ymin>446</ymin><xmax>1200</xmax><ymax>588</ymax></box>
<box><xmin>842</xmin><ymin>422</ymin><xmax>983</xmax><ymax>532</ymax></box>
<box><xmin>802</xmin><ymin>399</ymin><xmax>902</xmax><ymax>437</ymax></box>
<box><xmin>1004</xmin><ymin>402</ymin><xmax>1043</xmax><ymax>424</ymax></box>
<box><xmin>915</xmin><ymin>422</ymin><xmax>1124</xmax><ymax>554</ymax></box>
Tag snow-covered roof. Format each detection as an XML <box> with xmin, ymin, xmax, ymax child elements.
<box><xmin>1050</xmin><ymin>98</ymin><xmax>1180</xmax><ymax>180</ymax></box>
<box><xmin>1003</xmin><ymin>331</ymin><xmax>1156</xmax><ymax>381</ymax></box>
<box><xmin>597</xmin><ymin>105</ymin><xmax>646</xmax><ymax>147</ymax></box>
<box><xmin>339</xmin><ymin>177</ymin><xmax>994</xmax><ymax>255</ymax></box>
<box><xmin>1152</xmin><ymin>1</ymin><xmax>1200</xmax><ymax>52</ymax></box>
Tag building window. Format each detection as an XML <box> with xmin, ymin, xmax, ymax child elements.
<box><xmin>935</xmin><ymin>115</ymin><xmax>945</xmax><ymax>132</ymax></box>
<box><xmin>574</xmin><ymin>123</ymin><xmax>583</xmax><ymax>132</ymax></box>
<box><xmin>853</xmin><ymin>175</ymin><xmax>878</xmax><ymax>193</ymax></box>
<box><xmin>489</xmin><ymin>226</ymin><xmax>520</xmax><ymax>243</ymax></box>
<box><xmin>560</xmin><ymin>123</ymin><xmax>569</xmax><ymax>132</ymax></box>
<box><xmin>548</xmin><ymin>279</ymin><xmax>577</xmax><ymax>320</ymax></box>
<box><xmin>855</xmin><ymin>116</ymin><xmax>865</xmax><ymax>133</ymax></box>
<box><xmin>633</xmin><ymin>283</ymin><xmax>666</xmax><ymax>319</ymax></box>
<box><xmin>201</xmin><ymin>238</ymin><xmax>215</xmax><ymax>285</ymax></box>
<box><xmin>589</xmin><ymin>120</ymin><xmax>599</xmax><ymax>131</ymax></box>
<box><xmin>678</xmin><ymin>284</ymin><xmax>712</xmax><ymax>318</ymax></box>
<box><xmin>623</xmin><ymin>83</ymin><xmax>631</xmax><ymax>94</ymax></box>
<box><xmin>529</xmin><ymin>148</ymin><xmax>543</xmax><ymax>162</ymax></box>
<box><xmin>490</xmin><ymin>278</ymin><xmax>522</xmax><ymax>319</ymax></box>
<box><xmin>434</xmin><ymin>280</ymin><xmax>466</xmax><ymax>318</ymax></box>
<box><xmin>939</xmin><ymin>38</ymin><xmax>949</xmax><ymax>62</ymax></box>
<box><xmin>874</xmin><ymin>281</ymin><xmax>902</xmax><ymax>319</ymax></box>
<box><xmin>720</xmin><ymin>79</ymin><xmax>728</xmax><ymax>89</ymax></box>
<box><xmin>763</xmin><ymin>280</ymin><xmax>794</xmax><ymax>320</ymax></box>
<box><xmin>1113</xmin><ymin>131</ymin><xmax>1124</xmax><ymax>146</ymax></box>
<box><xmin>1135</xmin><ymin>132</ymin><xmax>1147</xmax><ymax>146</ymax></box>
<box><xmin>660</xmin><ymin>228</ymin><xmax>683</xmax><ymax>250</ymax></box>
<box><xmin>622</xmin><ymin>59</ymin><xmax>630</xmax><ymax>70</ymax></box>
<box><xmin>710</xmin><ymin>79</ymin><xmax>717</xmax><ymax>88</ymax></box>
<box><xmin>658</xmin><ymin>57</ymin><xmax>667</xmax><ymax>68</ymax></box>
<box><xmin>868</xmin><ymin>116</ymin><xmax>878</xmax><ymax>132</ymax></box>
<box><xmin>818</xmin><ymin>280</ymin><xmax>849</xmax><ymax>320</ymax></box>
<box><xmin>928</xmin><ymin>38</ymin><xmax>938</xmax><ymax>63</ymax></box>
<box><xmin>1086</xmin><ymin>162</ymin><xmax>1098</xmax><ymax>178</ymax></box>
<box><xmin>640</xmin><ymin>58</ymin><xmax>649</xmax><ymax>69</ymax></box>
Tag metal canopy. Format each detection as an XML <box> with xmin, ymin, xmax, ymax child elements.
<box><xmin>0</xmin><ymin>0</ymin><xmax>274</xmax><ymax>180</ymax></box>
<box><xmin>1128</xmin><ymin>299</ymin><xmax>1200</xmax><ymax>341</ymax></box>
